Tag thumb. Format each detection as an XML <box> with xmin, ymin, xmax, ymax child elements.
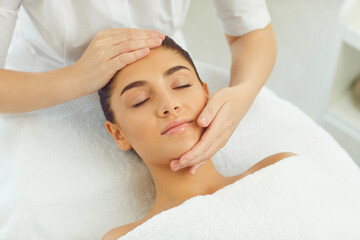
<box><xmin>197</xmin><ymin>96</ymin><xmax>224</xmax><ymax>127</ymax></box>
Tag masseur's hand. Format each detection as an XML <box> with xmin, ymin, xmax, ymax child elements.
<box><xmin>170</xmin><ymin>84</ymin><xmax>256</xmax><ymax>175</ymax></box>
<box><xmin>71</xmin><ymin>28</ymin><xmax>165</xmax><ymax>95</ymax></box>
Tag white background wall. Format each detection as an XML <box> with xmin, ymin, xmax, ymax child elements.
<box><xmin>182</xmin><ymin>0</ymin><xmax>344</xmax><ymax>123</ymax></box>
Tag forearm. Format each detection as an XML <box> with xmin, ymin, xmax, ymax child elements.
<box><xmin>226</xmin><ymin>23</ymin><xmax>277</xmax><ymax>98</ymax></box>
<box><xmin>0</xmin><ymin>65</ymin><xmax>83</xmax><ymax>113</ymax></box>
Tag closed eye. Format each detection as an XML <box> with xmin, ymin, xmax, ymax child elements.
<box><xmin>174</xmin><ymin>84</ymin><xmax>192</xmax><ymax>89</ymax></box>
<box><xmin>132</xmin><ymin>98</ymin><xmax>149</xmax><ymax>108</ymax></box>
<box><xmin>132</xmin><ymin>84</ymin><xmax>192</xmax><ymax>108</ymax></box>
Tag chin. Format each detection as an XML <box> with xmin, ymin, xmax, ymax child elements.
<box><xmin>162</xmin><ymin>127</ymin><xmax>204</xmax><ymax>159</ymax></box>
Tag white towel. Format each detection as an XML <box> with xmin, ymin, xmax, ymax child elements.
<box><xmin>119</xmin><ymin>155</ymin><xmax>360</xmax><ymax>240</ymax></box>
<box><xmin>1</xmin><ymin>62</ymin><xmax>360</xmax><ymax>239</ymax></box>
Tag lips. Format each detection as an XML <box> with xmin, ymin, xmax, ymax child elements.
<box><xmin>161</xmin><ymin>119</ymin><xmax>193</xmax><ymax>135</ymax></box>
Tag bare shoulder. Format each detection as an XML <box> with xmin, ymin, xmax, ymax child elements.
<box><xmin>251</xmin><ymin>152</ymin><xmax>297</xmax><ymax>172</ymax></box>
<box><xmin>233</xmin><ymin>152</ymin><xmax>297</xmax><ymax>181</ymax></box>
<box><xmin>102</xmin><ymin>221</ymin><xmax>143</xmax><ymax>240</ymax></box>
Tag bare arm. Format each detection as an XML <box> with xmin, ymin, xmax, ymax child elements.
<box><xmin>0</xmin><ymin>66</ymin><xmax>81</xmax><ymax>113</ymax></box>
<box><xmin>226</xmin><ymin>22</ymin><xmax>277</xmax><ymax>97</ymax></box>
<box><xmin>0</xmin><ymin>28</ymin><xmax>164</xmax><ymax>114</ymax></box>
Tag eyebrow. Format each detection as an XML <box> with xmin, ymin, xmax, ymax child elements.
<box><xmin>120</xmin><ymin>65</ymin><xmax>190</xmax><ymax>96</ymax></box>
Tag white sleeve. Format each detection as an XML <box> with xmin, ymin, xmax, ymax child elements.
<box><xmin>210</xmin><ymin>0</ymin><xmax>272</xmax><ymax>36</ymax></box>
<box><xmin>0</xmin><ymin>0</ymin><xmax>21</xmax><ymax>68</ymax></box>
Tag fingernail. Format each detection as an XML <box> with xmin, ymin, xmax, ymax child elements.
<box><xmin>155</xmin><ymin>38</ymin><xmax>162</xmax><ymax>44</ymax></box>
<box><xmin>157</xmin><ymin>32</ymin><xmax>163</xmax><ymax>38</ymax></box>
<box><xmin>200</xmin><ymin>116</ymin><xmax>208</xmax><ymax>125</ymax></box>
<box><xmin>180</xmin><ymin>159</ymin><xmax>187</xmax><ymax>166</ymax></box>
<box><xmin>172</xmin><ymin>162</ymin><xmax>181</xmax><ymax>171</ymax></box>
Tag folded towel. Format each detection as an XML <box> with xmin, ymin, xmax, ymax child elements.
<box><xmin>119</xmin><ymin>155</ymin><xmax>360</xmax><ymax>240</ymax></box>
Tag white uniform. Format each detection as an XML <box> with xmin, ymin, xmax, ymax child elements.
<box><xmin>0</xmin><ymin>1</ymin><xmax>271</xmax><ymax>239</ymax></box>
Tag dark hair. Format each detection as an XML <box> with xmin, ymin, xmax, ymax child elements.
<box><xmin>98</xmin><ymin>35</ymin><xmax>203</xmax><ymax>123</ymax></box>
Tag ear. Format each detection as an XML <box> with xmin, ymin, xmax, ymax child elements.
<box><xmin>202</xmin><ymin>82</ymin><xmax>210</xmax><ymax>100</ymax></box>
<box><xmin>105</xmin><ymin>121</ymin><xmax>132</xmax><ymax>151</ymax></box>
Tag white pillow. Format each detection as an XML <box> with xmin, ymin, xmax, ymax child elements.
<box><xmin>0</xmin><ymin>61</ymin><xmax>359</xmax><ymax>240</ymax></box>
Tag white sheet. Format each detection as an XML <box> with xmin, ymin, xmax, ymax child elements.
<box><xmin>119</xmin><ymin>155</ymin><xmax>360</xmax><ymax>240</ymax></box>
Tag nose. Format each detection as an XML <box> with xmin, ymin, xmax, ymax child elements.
<box><xmin>157</xmin><ymin>92</ymin><xmax>181</xmax><ymax>118</ymax></box>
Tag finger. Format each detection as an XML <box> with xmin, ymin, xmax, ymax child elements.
<box><xmin>171</xmin><ymin>159</ymin><xmax>192</xmax><ymax>172</ymax></box>
<box><xmin>182</xmin><ymin>140</ymin><xmax>218</xmax><ymax>170</ymax></box>
<box><xmin>108</xmin><ymin>38</ymin><xmax>162</xmax><ymax>59</ymax></box>
<box><xmin>197</xmin><ymin>94</ymin><xmax>227</xmax><ymax>128</ymax></box>
<box><xmin>108</xmin><ymin>47</ymin><xmax>150</xmax><ymax>70</ymax></box>
<box><xmin>110</xmin><ymin>28</ymin><xmax>165</xmax><ymax>44</ymax></box>
<box><xmin>173</xmin><ymin>154</ymin><xmax>207</xmax><ymax>172</ymax></box>
<box><xmin>186</xmin><ymin>118</ymin><xmax>230</xmax><ymax>167</ymax></box>
<box><xmin>189</xmin><ymin>162</ymin><xmax>204</xmax><ymax>175</ymax></box>
<box><xmin>170</xmin><ymin>159</ymin><xmax>181</xmax><ymax>171</ymax></box>
<box><xmin>189</xmin><ymin>165</ymin><xmax>198</xmax><ymax>175</ymax></box>
<box><xmin>189</xmin><ymin>163</ymin><xmax>202</xmax><ymax>175</ymax></box>
<box><xmin>180</xmin><ymin>108</ymin><xmax>228</xmax><ymax>167</ymax></box>
<box><xmin>179</xmin><ymin>134</ymin><xmax>212</xmax><ymax>168</ymax></box>
<box><xmin>184</xmin><ymin>127</ymin><xmax>229</xmax><ymax>169</ymax></box>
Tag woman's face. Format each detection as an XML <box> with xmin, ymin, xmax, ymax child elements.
<box><xmin>106</xmin><ymin>47</ymin><xmax>209</xmax><ymax>166</ymax></box>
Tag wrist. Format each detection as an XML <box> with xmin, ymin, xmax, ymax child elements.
<box><xmin>64</xmin><ymin>63</ymin><xmax>88</xmax><ymax>98</ymax></box>
<box><xmin>230</xmin><ymin>80</ymin><xmax>259</xmax><ymax>100</ymax></box>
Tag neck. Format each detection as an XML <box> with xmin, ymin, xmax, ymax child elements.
<box><xmin>144</xmin><ymin>159</ymin><xmax>230</xmax><ymax>219</ymax></box>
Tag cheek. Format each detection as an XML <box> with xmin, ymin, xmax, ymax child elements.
<box><xmin>184</xmin><ymin>89</ymin><xmax>208</xmax><ymax>115</ymax></box>
<box><xmin>122</xmin><ymin>112</ymin><xmax>159</xmax><ymax>155</ymax></box>
<box><xmin>124</xmin><ymin>113</ymin><xmax>153</xmax><ymax>140</ymax></box>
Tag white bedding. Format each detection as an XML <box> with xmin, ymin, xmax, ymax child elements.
<box><xmin>0</xmin><ymin>62</ymin><xmax>359</xmax><ymax>239</ymax></box>
<box><xmin>119</xmin><ymin>155</ymin><xmax>360</xmax><ymax>240</ymax></box>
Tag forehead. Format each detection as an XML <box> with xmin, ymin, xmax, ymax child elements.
<box><xmin>112</xmin><ymin>47</ymin><xmax>194</xmax><ymax>88</ymax></box>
